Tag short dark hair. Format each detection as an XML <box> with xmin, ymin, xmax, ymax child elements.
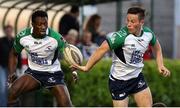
<box><xmin>31</xmin><ymin>10</ymin><xmax>48</xmax><ymax>23</ymax></box>
<box><xmin>70</xmin><ymin>5</ymin><xmax>79</xmax><ymax>13</ymax></box>
<box><xmin>127</xmin><ymin>7</ymin><xmax>145</xmax><ymax>20</ymax></box>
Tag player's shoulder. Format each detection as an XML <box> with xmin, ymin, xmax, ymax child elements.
<box><xmin>16</xmin><ymin>28</ymin><xmax>31</xmax><ymax>39</ymax></box>
<box><xmin>115</xmin><ymin>26</ymin><xmax>129</xmax><ymax>37</ymax></box>
<box><xmin>143</xmin><ymin>26</ymin><xmax>156</xmax><ymax>37</ymax></box>
<box><xmin>48</xmin><ymin>28</ymin><xmax>62</xmax><ymax>39</ymax></box>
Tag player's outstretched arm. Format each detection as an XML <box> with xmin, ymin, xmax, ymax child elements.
<box><xmin>8</xmin><ymin>48</ymin><xmax>18</xmax><ymax>83</ymax></box>
<box><xmin>152</xmin><ymin>40</ymin><xmax>170</xmax><ymax>77</ymax></box>
<box><xmin>72</xmin><ymin>41</ymin><xmax>110</xmax><ymax>72</ymax></box>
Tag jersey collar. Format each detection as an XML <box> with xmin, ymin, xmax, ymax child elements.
<box><xmin>133</xmin><ymin>26</ymin><xmax>143</xmax><ymax>37</ymax></box>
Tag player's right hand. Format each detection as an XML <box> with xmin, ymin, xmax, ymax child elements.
<box><xmin>8</xmin><ymin>73</ymin><xmax>17</xmax><ymax>84</ymax></box>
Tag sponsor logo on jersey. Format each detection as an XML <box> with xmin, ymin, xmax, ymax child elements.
<box><xmin>17</xmin><ymin>30</ymin><xmax>26</xmax><ymax>38</ymax></box>
<box><xmin>44</xmin><ymin>46</ymin><xmax>53</xmax><ymax>52</ymax></box>
<box><xmin>30</xmin><ymin>52</ymin><xmax>49</xmax><ymax>65</ymax></box>
<box><xmin>110</xmin><ymin>33</ymin><xmax>116</xmax><ymax>44</ymax></box>
<box><xmin>118</xmin><ymin>29</ymin><xmax>127</xmax><ymax>37</ymax></box>
<box><xmin>126</xmin><ymin>44</ymin><xmax>136</xmax><ymax>50</ymax></box>
<box><xmin>131</xmin><ymin>44</ymin><xmax>135</xmax><ymax>47</ymax></box>
<box><xmin>137</xmin><ymin>39</ymin><xmax>144</xmax><ymax>42</ymax></box>
<box><xmin>130</xmin><ymin>50</ymin><xmax>143</xmax><ymax>64</ymax></box>
<box><xmin>34</xmin><ymin>41</ymin><xmax>42</xmax><ymax>45</ymax></box>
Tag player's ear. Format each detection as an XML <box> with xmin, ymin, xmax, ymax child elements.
<box><xmin>140</xmin><ymin>19</ymin><xmax>144</xmax><ymax>26</ymax></box>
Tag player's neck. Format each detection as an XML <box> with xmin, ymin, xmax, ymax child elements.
<box><xmin>134</xmin><ymin>31</ymin><xmax>142</xmax><ymax>37</ymax></box>
<box><xmin>32</xmin><ymin>33</ymin><xmax>46</xmax><ymax>39</ymax></box>
<box><xmin>134</xmin><ymin>26</ymin><xmax>143</xmax><ymax>37</ymax></box>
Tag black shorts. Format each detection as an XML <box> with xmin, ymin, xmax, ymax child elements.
<box><xmin>109</xmin><ymin>73</ymin><xmax>148</xmax><ymax>100</ymax></box>
<box><xmin>25</xmin><ymin>68</ymin><xmax>65</xmax><ymax>88</ymax></box>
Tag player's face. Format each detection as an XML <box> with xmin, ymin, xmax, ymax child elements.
<box><xmin>126</xmin><ymin>14</ymin><xmax>144</xmax><ymax>36</ymax></box>
<box><xmin>32</xmin><ymin>17</ymin><xmax>48</xmax><ymax>37</ymax></box>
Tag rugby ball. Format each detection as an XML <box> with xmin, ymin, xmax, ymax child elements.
<box><xmin>63</xmin><ymin>44</ymin><xmax>83</xmax><ymax>65</ymax></box>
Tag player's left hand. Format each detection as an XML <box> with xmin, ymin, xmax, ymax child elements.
<box><xmin>70</xmin><ymin>64</ymin><xmax>89</xmax><ymax>72</ymax></box>
<box><xmin>158</xmin><ymin>65</ymin><xmax>171</xmax><ymax>77</ymax></box>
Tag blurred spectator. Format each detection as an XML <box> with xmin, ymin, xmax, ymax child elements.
<box><xmin>59</xmin><ymin>5</ymin><xmax>79</xmax><ymax>37</ymax></box>
<box><xmin>65</xmin><ymin>29</ymin><xmax>78</xmax><ymax>45</ymax></box>
<box><xmin>77</xmin><ymin>31</ymin><xmax>98</xmax><ymax>60</ymax></box>
<box><xmin>84</xmin><ymin>14</ymin><xmax>106</xmax><ymax>46</ymax></box>
<box><xmin>0</xmin><ymin>25</ymin><xmax>14</xmax><ymax>106</ymax></box>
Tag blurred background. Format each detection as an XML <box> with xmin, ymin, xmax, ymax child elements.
<box><xmin>0</xmin><ymin>0</ymin><xmax>180</xmax><ymax>107</ymax></box>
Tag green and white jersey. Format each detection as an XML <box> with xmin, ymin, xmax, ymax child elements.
<box><xmin>14</xmin><ymin>28</ymin><xmax>65</xmax><ymax>72</ymax></box>
<box><xmin>106</xmin><ymin>26</ymin><xmax>156</xmax><ymax>80</ymax></box>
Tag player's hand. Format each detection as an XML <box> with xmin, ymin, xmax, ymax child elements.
<box><xmin>8</xmin><ymin>73</ymin><xmax>17</xmax><ymax>84</ymax></box>
<box><xmin>7</xmin><ymin>73</ymin><xmax>17</xmax><ymax>88</ymax></box>
<box><xmin>70</xmin><ymin>64</ymin><xmax>88</xmax><ymax>72</ymax></box>
<box><xmin>158</xmin><ymin>65</ymin><xmax>171</xmax><ymax>77</ymax></box>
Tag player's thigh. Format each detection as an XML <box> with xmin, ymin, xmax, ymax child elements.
<box><xmin>108</xmin><ymin>76</ymin><xmax>130</xmax><ymax>107</ymax></box>
<box><xmin>113</xmin><ymin>97</ymin><xmax>129</xmax><ymax>107</ymax></box>
<box><xmin>50</xmin><ymin>85</ymin><xmax>72</xmax><ymax>106</ymax></box>
<box><xmin>133</xmin><ymin>87</ymin><xmax>152</xmax><ymax>107</ymax></box>
<box><xmin>9</xmin><ymin>74</ymin><xmax>40</xmax><ymax>98</ymax></box>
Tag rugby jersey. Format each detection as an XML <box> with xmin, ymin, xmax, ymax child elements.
<box><xmin>106</xmin><ymin>26</ymin><xmax>156</xmax><ymax>80</ymax></box>
<box><xmin>14</xmin><ymin>27</ymin><xmax>65</xmax><ymax>72</ymax></box>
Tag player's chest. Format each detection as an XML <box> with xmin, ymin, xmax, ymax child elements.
<box><xmin>123</xmin><ymin>35</ymin><xmax>151</xmax><ymax>52</ymax></box>
<box><xmin>21</xmin><ymin>36</ymin><xmax>58</xmax><ymax>55</ymax></box>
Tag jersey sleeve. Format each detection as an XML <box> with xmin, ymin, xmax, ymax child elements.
<box><xmin>143</xmin><ymin>26</ymin><xmax>157</xmax><ymax>46</ymax></box>
<box><xmin>13</xmin><ymin>32</ymin><xmax>24</xmax><ymax>53</ymax></box>
<box><xmin>150</xmin><ymin>32</ymin><xmax>156</xmax><ymax>46</ymax></box>
<box><xmin>106</xmin><ymin>27</ymin><xmax>129</xmax><ymax>50</ymax></box>
<box><xmin>58</xmin><ymin>36</ymin><xmax>65</xmax><ymax>53</ymax></box>
<box><xmin>49</xmin><ymin>28</ymin><xmax>65</xmax><ymax>53</ymax></box>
